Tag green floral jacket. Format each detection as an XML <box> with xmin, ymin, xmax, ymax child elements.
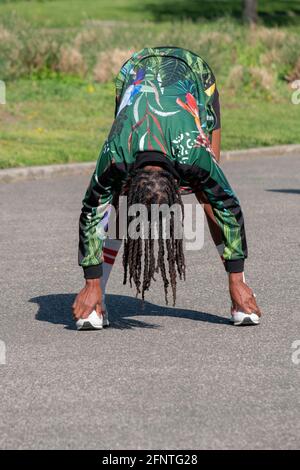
<box><xmin>79</xmin><ymin>47</ymin><xmax>247</xmax><ymax>279</ymax></box>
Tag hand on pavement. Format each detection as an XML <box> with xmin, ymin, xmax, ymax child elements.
<box><xmin>72</xmin><ymin>279</ymin><xmax>102</xmax><ymax>321</ymax></box>
<box><xmin>229</xmin><ymin>273</ymin><xmax>261</xmax><ymax>316</ymax></box>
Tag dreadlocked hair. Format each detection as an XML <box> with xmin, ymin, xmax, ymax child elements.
<box><xmin>122</xmin><ymin>168</ymin><xmax>186</xmax><ymax>306</ymax></box>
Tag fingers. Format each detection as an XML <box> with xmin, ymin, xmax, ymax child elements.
<box><xmin>81</xmin><ymin>304</ymin><xmax>95</xmax><ymax>319</ymax></box>
<box><xmin>230</xmin><ymin>284</ymin><xmax>262</xmax><ymax>316</ymax></box>
<box><xmin>72</xmin><ymin>302</ymin><xmax>94</xmax><ymax>320</ymax></box>
<box><xmin>239</xmin><ymin>304</ymin><xmax>253</xmax><ymax>315</ymax></box>
<box><xmin>245</xmin><ymin>289</ymin><xmax>261</xmax><ymax>315</ymax></box>
<box><xmin>74</xmin><ymin>300</ymin><xmax>95</xmax><ymax>320</ymax></box>
<box><xmin>72</xmin><ymin>303</ymin><xmax>102</xmax><ymax>322</ymax></box>
<box><xmin>95</xmin><ymin>304</ymin><xmax>102</xmax><ymax>316</ymax></box>
<box><xmin>72</xmin><ymin>302</ymin><xmax>82</xmax><ymax>321</ymax></box>
<box><xmin>243</xmin><ymin>298</ymin><xmax>262</xmax><ymax>316</ymax></box>
<box><xmin>251</xmin><ymin>298</ymin><xmax>262</xmax><ymax>316</ymax></box>
<box><xmin>241</xmin><ymin>283</ymin><xmax>262</xmax><ymax>316</ymax></box>
<box><xmin>72</xmin><ymin>297</ymin><xmax>92</xmax><ymax>321</ymax></box>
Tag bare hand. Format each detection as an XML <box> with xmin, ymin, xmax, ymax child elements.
<box><xmin>229</xmin><ymin>273</ymin><xmax>261</xmax><ymax>316</ymax></box>
<box><xmin>72</xmin><ymin>279</ymin><xmax>102</xmax><ymax>321</ymax></box>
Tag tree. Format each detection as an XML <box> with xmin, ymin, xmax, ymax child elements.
<box><xmin>243</xmin><ymin>0</ymin><xmax>258</xmax><ymax>24</ymax></box>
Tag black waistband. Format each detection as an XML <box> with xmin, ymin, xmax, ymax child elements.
<box><xmin>133</xmin><ymin>151</ymin><xmax>180</xmax><ymax>180</ymax></box>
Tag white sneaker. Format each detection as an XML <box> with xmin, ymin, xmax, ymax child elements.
<box><xmin>76</xmin><ymin>309</ymin><xmax>109</xmax><ymax>331</ymax></box>
<box><xmin>230</xmin><ymin>309</ymin><xmax>260</xmax><ymax>326</ymax></box>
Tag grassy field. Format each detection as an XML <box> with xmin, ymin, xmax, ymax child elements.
<box><xmin>2</xmin><ymin>77</ymin><xmax>299</xmax><ymax>168</ymax></box>
<box><xmin>0</xmin><ymin>0</ymin><xmax>300</xmax><ymax>168</ymax></box>
<box><xmin>1</xmin><ymin>0</ymin><xmax>300</xmax><ymax>27</ymax></box>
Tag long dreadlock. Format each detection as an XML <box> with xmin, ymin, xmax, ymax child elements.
<box><xmin>122</xmin><ymin>168</ymin><xmax>186</xmax><ymax>306</ymax></box>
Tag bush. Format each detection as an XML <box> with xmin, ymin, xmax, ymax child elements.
<box><xmin>0</xmin><ymin>14</ymin><xmax>299</xmax><ymax>98</ymax></box>
<box><xmin>93</xmin><ymin>48</ymin><xmax>133</xmax><ymax>82</ymax></box>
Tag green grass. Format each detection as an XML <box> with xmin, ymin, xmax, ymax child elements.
<box><xmin>0</xmin><ymin>0</ymin><xmax>151</xmax><ymax>27</ymax></box>
<box><xmin>0</xmin><ymin>78</ymin><xmax>115</xmax><ymax>168</ymax></box>
<box><xmin>1</xmin><ymin>77</ymin><xmax>299</xmax><ymax>169</ymax></box>
<box><xmin>0</xmin><ymin>1</ymin><xmax>299</xmax><ymax>168</ymax></box>
<box><xmin>0</xmin><ymin>0</ymin><xmax>299</xmax><ymax>27</ymax></box>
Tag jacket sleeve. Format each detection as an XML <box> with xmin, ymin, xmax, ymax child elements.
<box><xmin>180</xmin><ymin>149</ymin><xmax>248</xmax><ymax>273</ymax></box>
<box><xmin>78</xmin><ymin>144</ymin><xmax>119</xmax><ymax>279</ymax></box>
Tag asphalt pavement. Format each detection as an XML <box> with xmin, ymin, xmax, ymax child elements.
<box><xmin>0</xmin><ymin>154</ymin><xmax>299</xmax><ymax>449</ymax></box>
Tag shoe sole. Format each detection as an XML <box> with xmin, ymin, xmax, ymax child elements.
<box><xmin>231</xmin><ymin>317</ymin><xmax>260</xmax><ymax>326</ymax></box>
<box><xmin>77</xmin><ymin>320</ymin><xmax>110</xmax><ymax>331</ymax></box>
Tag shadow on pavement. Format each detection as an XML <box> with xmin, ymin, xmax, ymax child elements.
<box><xmin>266</xmin><ymin>189</ymin><xmax>300</xmax><ymax>194</ymax></box>
<box><xmin>30</xmin><ymin>293</ymin><xmax>230</xmax><ymax>330</ymax></box>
